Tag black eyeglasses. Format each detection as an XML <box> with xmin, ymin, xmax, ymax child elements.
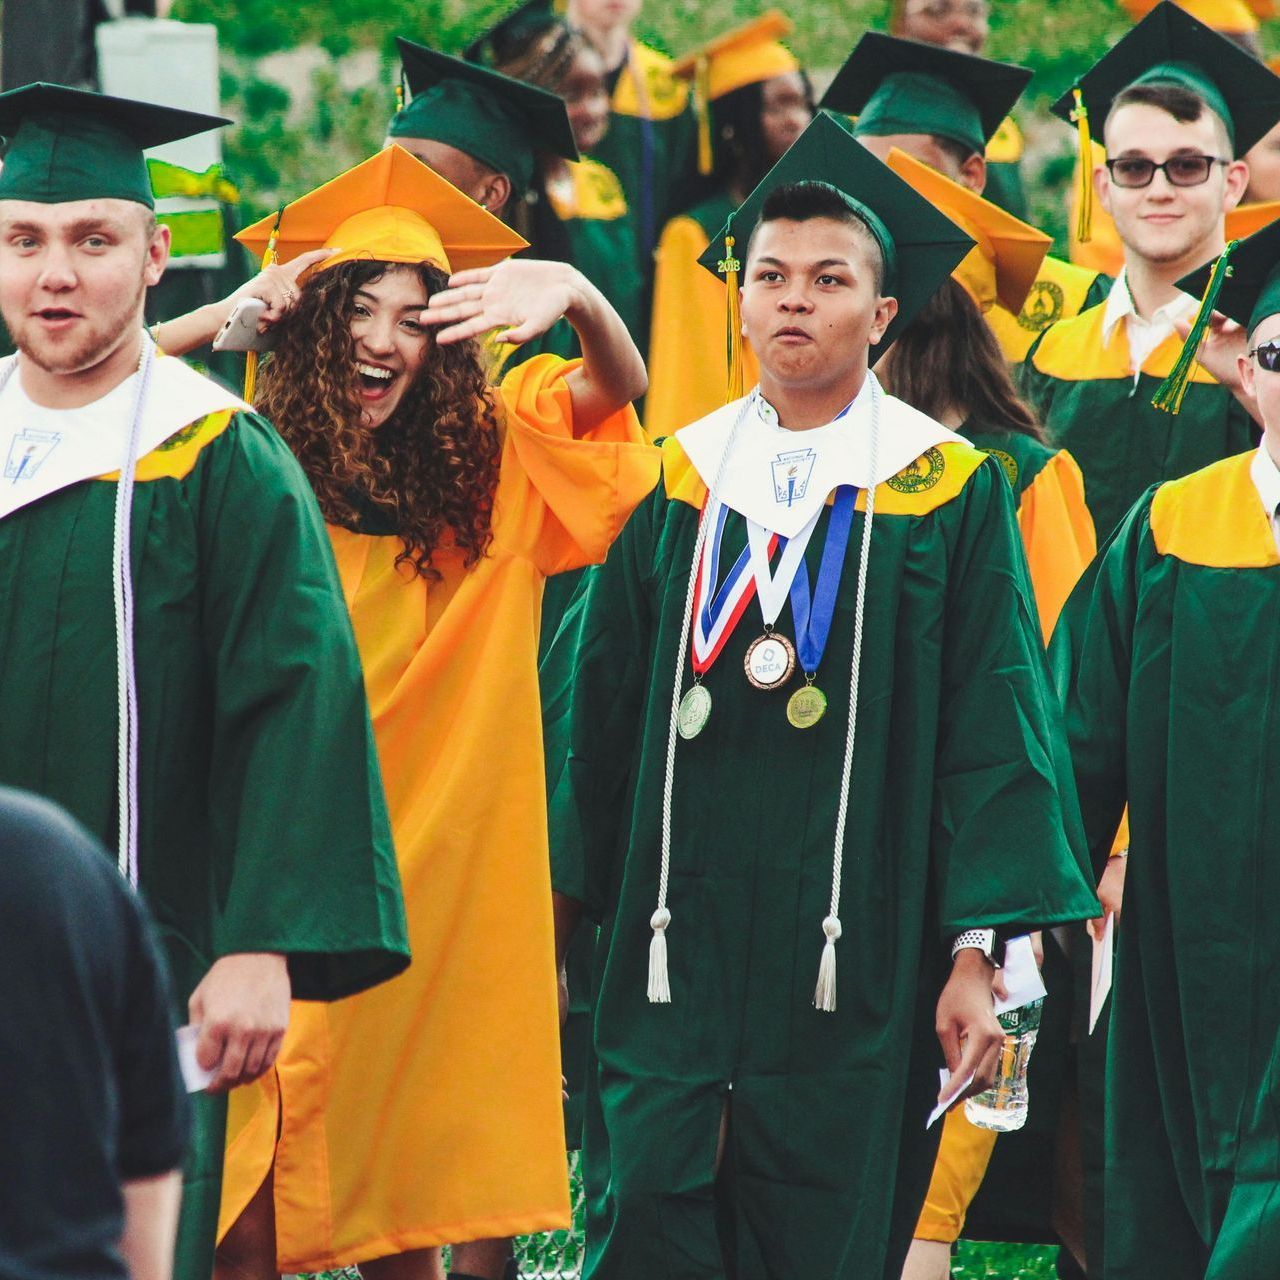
<box><xmin>1105</xmin><ymin>155</ymin><xmax>1229</xmax><ymax>188</ymax></box>
<box><xmin>1249</xmin><ymin>340</ymin><xmax>1280</xmax><ymax>372</ymax></box>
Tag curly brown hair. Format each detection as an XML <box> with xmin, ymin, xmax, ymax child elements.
<box><xmin>256</xmin><ymin>259</ymin><xmax>501</xmax><ymax>579</ymax></box>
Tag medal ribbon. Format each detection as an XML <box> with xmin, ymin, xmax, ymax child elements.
<box><xmin>786</xmin><ymin>484</ymin><xmax>858</xmax><ymax>676</ymax></box>
<box><xmin>690</xmin><ymin>496</ymin><xmax>777</xmax><ymax>674</ymax></box>
<box><xmin>745</xmin><ymin>506</ymin><xmax>820</xmax><ymax>627</ymax></box>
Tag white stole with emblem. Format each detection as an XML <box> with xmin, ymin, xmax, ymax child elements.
<box><xmin>674</xmin><ymin>374</ymin><xmax>963</xmax><ymax>537</ymax></box>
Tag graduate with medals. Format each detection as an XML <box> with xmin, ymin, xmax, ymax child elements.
<box><xmin>1052</xmin><ymin>216</ymin><xmax>1280</xmax><ymax>1279</ymax></box>
<box><xmin>543</xmin><ymin>112</ymin><xmax>1099</xmax><ymax>1280</ymax></box>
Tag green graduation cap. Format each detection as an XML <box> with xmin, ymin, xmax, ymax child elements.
<box><xmin>1050</xmin><ymin>3</ymin><xmax>1280</xmax><ymax>157</ymax></box>
<box><xmin>696</xmin><ymin>109</ymin><xmax>975</xmax><ymax>388</ymax></box>
<box><xmin>1177</xmin><ymin>218</ymin><xmax>1280</xmax><ymax>336</ymax></box>
<box><xmin>820</xmin><ymin>33</ymin><xmax>1032</xmax><ymax>159</ymax></box>
<box><xmin>0</xmin><ymin>82</ymin><xmax>229</xmax><ymax>209</ymax></box>
<box><xmin>391</xmin><ymin>37</ymin><xmax>578</xmax><ymax>195</ymax></box>
<box><xmin>463</xmin><ymin>0</ymin><xmax>559</xmax><ymax>66</ymax></box>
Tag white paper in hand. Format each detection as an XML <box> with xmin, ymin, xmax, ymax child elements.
<box><xmin>994</xmin><ymin>935</ymin><xmax>1048</xmax><ymax>1016</ymax></box>
<box><xmin>176</xmin><ymin>1024</ymin><xmax>216</xmax><ymax>1094</ymax></box>
<box><xmin>1088</xmin><ymin>914</ymin><xmax>1115</xmax><ymax>1034</ymax></box>
<box><xmin>927</xmin><ymin>1066</ymin><xmax>976</xmax><ymax>1129</ymax></box>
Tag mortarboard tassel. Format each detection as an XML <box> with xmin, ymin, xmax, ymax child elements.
<box><xmin>243</xmin><ymin>206</ymin><xmax>283</xmax><ymax>404</ymax></box>
<box><xmin>719</xmin><ymin>234</ymin><xmax>745</xmax><ymax>401</ymax></box>
<box><xmin>695</xmin><ymin>55</ymin><xmax>714</xmax><ymax>176</ymax></box>
<box><xmin>1152</xmin><ymin>240</ymin><xmax>1238</xmax><ymax>415</ymax></box>
<box><xmin>1071</xmin><ymin>87</ymin><xmax>1094</xmax><ymax>246</ymax></box>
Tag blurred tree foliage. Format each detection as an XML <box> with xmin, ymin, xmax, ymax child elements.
<box><xmin>171</xmin><ymin>0</ymin><xmax>1274</xmax><ymax>243</ymax></box>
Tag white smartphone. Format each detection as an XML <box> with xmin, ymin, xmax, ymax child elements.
<box><xmin>212</xmin><ymin>296</ymin><xmax>273</xmax><ymax>353</ymax></box>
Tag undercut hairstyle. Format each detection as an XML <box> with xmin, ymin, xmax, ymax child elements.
<box><xmin>748</xmin><ymin>180</ymin><xmax>886</xmax><ymax>292</ymax></box>
<box><xmin>256</xmin><ymin>259</ymin><xmax>502</xmax><ymax>581</ymax></box>
<box><xmin>1108</xmin><ymin>81</ymin><xmax>1232</xmax><ymax>155</ymax></box>
<box><xmin>884</xmin><ymin>276</ymin><xmax>1045</xmax><ymax>442</ymax></box>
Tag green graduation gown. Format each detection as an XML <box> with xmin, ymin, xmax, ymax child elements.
<box><xmin>1019</xmin><ymin>300</ymin><xmax>1258</xmax><ymax>541</ymax></box>
<box><xmin>545</xmin><ymin>421</ymin><xmax>1098</xmax><ymax>1280</ymax></box>
<box><xmin>1051</xmin><ymin>449</ymin><xmax>1280</xmax><ymax>1280</ymax></box>
<box><xmin>0</xmin><ymin>374</ymin><xmax>409</xmax><ymax>1279</ymax></box>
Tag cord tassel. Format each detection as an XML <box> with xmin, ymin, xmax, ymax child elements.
<box><xmin>1152</xmin><ymin>240</ymin><xmax>1238</xmax><ymax>415</ymax></box>
<box><xmin>813</xmin><ymin>915</ymin><xmax>842</xmax><ymax>1012</ymax></box>
<box><xmin>720</xmin><ymin>234</ymin><xmax>744</xmax><ymax>402</ymax></box>
<box><xmin>242</xmin><ymin>205</ymin><xmax>283</xmax><ymax>404</ymax></box>
<box><xmin>1071</xmin><ymin>87</ymin><xmax>1094</xmax><ymax>246</ymax></box>
<box><xmin>647</xmin><ymin>907</ymin><xmax>672</xmax><ymax>1003</ymax></box>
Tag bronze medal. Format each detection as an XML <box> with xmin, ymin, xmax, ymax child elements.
<box><xmin>787</xmin><ymin>684</ymin><xmax>828</xmax><ymax>729</ymax></box>
<box><xmin>744</xmin><ymin>632</ymin><xmax>796</xmax><ymax>690</ymax></box>
<box><xmin>677</xmin><ymin>684</ymin><xmax>713</xmax><ymax>739</ymax></box>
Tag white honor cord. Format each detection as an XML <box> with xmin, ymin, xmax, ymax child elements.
<box><xmin>651</xmin><ymin>395</ymin><xmax>754</xmax><ymax>1003</ymax></box>
<box><xmin>813</xmin><ymin>374</ymin><xmax>882</xmax><ymax>1013</ymax></box>
<box><xmin>113</xmin><ymin>335</ymin><xmax>155</xmax><ymax>888</ymax></box>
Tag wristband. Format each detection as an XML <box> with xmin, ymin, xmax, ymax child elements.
<box><xmin>951</xmin><ymin>927</ymin><xmax>1003</xmax><ymax>969</ymax></box>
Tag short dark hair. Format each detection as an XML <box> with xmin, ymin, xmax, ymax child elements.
<box><xmin>748</xmin><ymin>180</ymin><xmax>886</xmax><ymax>292</ymax></box>
<box><xmin>932</xmin><ymin>133</ymin><xmax>978</xmax><ymax>175</ymax></box>
<box><xmin>1108</xmin><ymin>81</ymin><xmax>1231</xmax><ymax>154</ymax></box>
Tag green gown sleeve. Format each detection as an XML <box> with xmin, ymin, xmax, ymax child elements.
<box><xmin>932</xmin><ymin>458</ymin><xmax>1099</xmax><ymax>937</ymax></box>
<box><xmin>544</xmin><ymin>487</ymin><xmax>659</xmax><ymax>918</ymax></box>
<box><xmin>198</xmin><ymin>413</ymin><xmax>409</xmax><ymax>1000</ymax></box>
<box><xmin>1048</xmin><ymin>489</ymin><xmax>1155</xmax><ymax>877</ymax></box>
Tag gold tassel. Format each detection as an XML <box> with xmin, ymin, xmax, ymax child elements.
<box><xmin>395</xmin><ymin>80</ymin><xmax>405</xmax><ymax>114</ymax></box>
<box><xmin>695</xmin><ymin>55</ymin><xmax>713</xmax><ymax>176</ymax></box>
<box><xmin>719</xmin><ymin>234</ymin><xmax>744</xmax><ymax>401</ymax></box>
<box><xmin>1152</xmin><ymin>241</ymin><xmax>1238</xmax><ymax>416</ymax></box>
<box><xmin>243</xmin><ymin>206</ymin><xmax>283</xmax><ymax>405</ymax></box>
<box><xmin>1072</xmin><ymin>87</ymin><xmax>1094</xmax><ymax>246</ymax></box>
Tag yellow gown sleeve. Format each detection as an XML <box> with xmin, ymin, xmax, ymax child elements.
<box><xmin>914</xmin><ymin>1109</ymin><xmax>1000</xmax><ymax>1242</ymax></box>
<box><xmin>493</xmin><ymin>352</ymin><xmax>661</xmax><ymax>575</ymax></box>
<box><xmin>644</xmin><ymin>215</ymin><xmax>760</xmax><ymax>438</ymax></box>
<box><xmin>1018</xmin><ymin>449</ymin><xmax>1098</xmax><ymax>643</ymax></box>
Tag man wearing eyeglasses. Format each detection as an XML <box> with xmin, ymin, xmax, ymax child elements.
<box><xmin>1050</xmin><ymin>212</ymin><xmax>1280</xmax><ymax>1280</ymax></box>
<box><xmin>1020</xmin><ymin>4</ymin><xmax>1280</xmax><ymax>544</ymax></box>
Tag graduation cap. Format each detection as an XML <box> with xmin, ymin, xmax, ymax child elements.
<box><xmin>390</xmin><ymin>38</ymin><xmax>578</xmax><ymax>196</ymax></box>
<box><xmin>883</xmin><ymin>146</ymin><xmax>1050</xmax><ymax>315</ymax></box>
<box><xmin>695</xmin><ymin>110</ymin><xmax>975</xmax><ymax>392</ymax></box>
<box><xmin>1052</xmin><ymin>5</ymin><xmax>1280</xmax><ymax>243</ymax></box>
<box><xmin>463</xmin><ymin>0</ymin><xmax>562</xmax><ymax>65</ymax></box>
<box><xmin>1117</xmin><ymin>0</ymin><xmax>1264</xmax><ymax>33</ymax></box>
<box><xmin>0</xmin><ymin>82</ymin><xmax>229</xmax><ymax>209</ymax></box>
<box><xmin>236</xmin><ymin>144</ymin><xmax>527</xmax><ymax>277</ymax></box>
<box><xmin>673</xmin><ymin>11</ymin><xmax>802</xmax><ymax>176</ymax></box>
<box><xmin>820</xmin><ymin>33</ymin><xmax>1032</xmax><ymax>160</ymax></box>
<box><xmin>1176</xmin><ymin>217</ymin><xmax>1280</xmax><ymax>338</ymax></box>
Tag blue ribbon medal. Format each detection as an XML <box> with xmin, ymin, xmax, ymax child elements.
<box><xmin>783</xmin><ymin>484</ymin><xmax>858</xmax><ymax>729</ymax></box>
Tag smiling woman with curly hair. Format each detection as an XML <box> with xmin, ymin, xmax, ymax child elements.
<box><xmin>165</xmin><ymin>146</ymin><xmax>658</xmax><ymax>1280</ymax></box>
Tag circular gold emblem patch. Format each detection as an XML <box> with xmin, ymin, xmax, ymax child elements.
<box><xmin>1018</xmin><ymin>280</ymin><xmax>1065</xmax><ymax>333</ymax></box>
<box><xmin>887</xmin><ymin>446</ymin><xmax>945</xmax><ymax>494</ymax></box>
<box><xmin>988</xmin><ymin>449</ymin><xmax>1020</xmax><ymax>488</ymax></box>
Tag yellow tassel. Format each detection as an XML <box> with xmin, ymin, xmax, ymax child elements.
<box><xmin>1072</xmin><ymin>87</ymin><xmax>1094</xmax><ymax>246</ymax></box>
<box><xmin>719</xmin><ymin>234</ymin><xmax>744</xmax><ymax>401</ymax></box>
<box><xmin>695</xmin><ymin>55</ymin><xmax>713</xmax><ymax>177</ymax></box>
<box><xmin>1152</xmin><ymin>241</ymin><xmax>1238</xmax><ymax>416</ymax></box>
<box><xmin>243</xmin><ymin>207</ymin><xmax>283</xmax><ymax>405</ymax></box>
<box><xmin>395</xmin><ymin>81</ymin><xmax>405</xmax><ymax>114</ymax></box>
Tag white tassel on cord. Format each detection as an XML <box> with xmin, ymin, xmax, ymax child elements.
<box><xmin>650</xmin><ymin>398</ymin><xmax>752</xmax><ymax>1002</ymax></box>
<box><xmin>812</xmin><ymin>376</ymin><xmax>881</xmax><ymax>1012</ymax></box>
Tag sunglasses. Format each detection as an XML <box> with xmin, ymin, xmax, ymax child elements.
<box><xmin>1250</xmin><ymin>340</ymin><xmax>1280</xmax><ymax>372</ymax></box>
<box><xmin>1105</xmin><ymin>155</ymin><xmax>1228</xmax><ymax>189</ymax></box>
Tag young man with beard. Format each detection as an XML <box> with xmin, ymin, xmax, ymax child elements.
<box><xmin>542</xmin><ymin>112</ymin><xmax>1098</xmax><ymax>1280</ymax></box>
<box><xmin>0</xmin><ymin>83</ymin><xmax>409</xmax><ymax>1280</ymax></box>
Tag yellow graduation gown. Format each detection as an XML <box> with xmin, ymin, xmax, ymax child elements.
<box><xmin>218</xmin><ymin>356</ymin><xmax>661</xmax><ymax>1270</ymax></box>
<box><xmin>644</xmin><ymin>193</ymin><xmax>760</xmax><ymax>439</ymax></box>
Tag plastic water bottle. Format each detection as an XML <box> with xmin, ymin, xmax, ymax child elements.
<box><xmin>964</xmin><ymin>997</ymin><xmax>1043</xmax><ymax>1132</ymax></box>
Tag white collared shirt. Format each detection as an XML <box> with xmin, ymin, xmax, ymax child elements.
<box><xmin>1250</xmin><ymin>441</ymin><xmax>1280</xmax><ymax>552</ymax></box>
<box><xmin>1101</xmin><ymin>270</ymin><xmax>1199</xmax><ymax>385</ymax></box>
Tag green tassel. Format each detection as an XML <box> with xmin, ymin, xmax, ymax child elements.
<box><xmin>1152</xmin><ymin>241</ymin><xmax>1238</xmax><ymax>416</ymax></box>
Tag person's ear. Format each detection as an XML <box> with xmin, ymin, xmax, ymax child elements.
<box><xmin>476</xmin><ymin>171</ymin><xmax>512</xmax><ymax>216</ymax></box>
<box><xmin>958</xmin><ymin>151</ymin><xmax>987</xmax><ymax>195</ymax></box>
<box><xmin>144</xmin><ymin>221</ymin><xmax>171</xmax><ymax>288</ymax></box>
<box><xmin>868</xmin><ymin>295</ymin><xmax>899</xmax><ymax>346</ymax></box>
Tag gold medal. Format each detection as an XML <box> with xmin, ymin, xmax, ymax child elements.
<box><xmin>787</xmin><ymin>683</ymin><xmax>828</xmax><ymax>729</ymax></box>
<box><xmin>744</xmin><ymin>632</ymin><xmax>796</xmax><ymax>691</ymax></box>
<box><xmin>677</xmin><ymin>684</ymin><xmax>713</xmax><ymax>739</ymax></box>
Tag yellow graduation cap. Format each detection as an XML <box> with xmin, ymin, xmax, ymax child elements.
<box><xmin>883</xmin><ymin>147</ymin><xmax>1050</xmax><ymax>316</ymax></box>
<box><xmin>1117</xmin><ymin>0</ymin><xmax>1261</xmax><ymax>33</ymax></box>
<box><xmin>672</xmin><ymin>11</ymin><xmax>801</xmax><ymax>175</ymax></box>
<box><xmin>236</xmin><ymin>144</ymin><xmax>528</xmax><ymax>277</ymax></box>
<box><xmin>1225</xmin><ymin>198</ymin><xmax>1280</xmax><ymax>238</ymax></box>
